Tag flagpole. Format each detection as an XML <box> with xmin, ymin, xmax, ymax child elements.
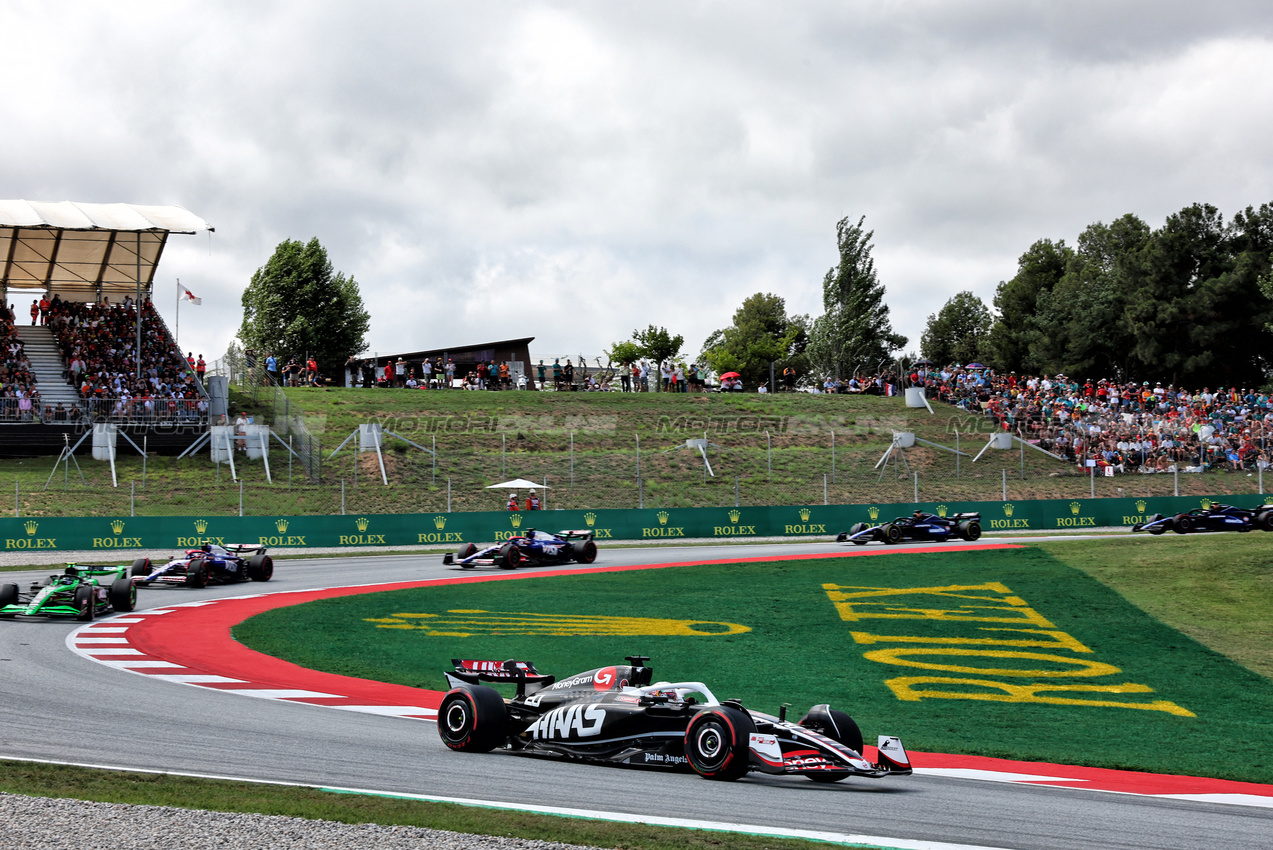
<box><xmin>175</xmin><ymin>278</ymin><xmax>180</xmax><ymax>349</ymax></box>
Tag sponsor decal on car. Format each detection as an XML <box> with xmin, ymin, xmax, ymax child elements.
<box><xmin>527</xmin><ymin>704</ymin><xmax>606</xmax><ymax>739</ymax></box>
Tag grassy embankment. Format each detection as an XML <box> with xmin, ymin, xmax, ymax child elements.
<box><xmin>6</xmin><ymin>387</ymin><xmax>1258</xmax><ymax>517</ymax></box>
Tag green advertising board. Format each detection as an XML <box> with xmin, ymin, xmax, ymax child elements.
<box><xmin>0</xmin><ymin>493</ymin><xmax>1266</xmax><ymax>554</ymax></box>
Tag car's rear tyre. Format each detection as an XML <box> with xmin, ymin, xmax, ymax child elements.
<box><xmin>131</xmin><ymin>558</ymin><xmax>151</xmax><ymax>578</ymax></box>
<box><xmin>74</xmin><ymin>585</ymin><xmax>95</xmax><ymax>621</ymax></box>
<box><xmin>571</xmin><ymin>539</ymin><xmax>597</xmax><ymax>564</ymax></box>
<box><xmin>0</xmin><ymin>582</ymin><xmax>17</xmax><ymax>616</ymax></box>
<box><xmin>437</xmin><ymin>686</ymin><xmax>507</xmax><ymax>752</ymax></box>
<box><xmin>958</xmin><ymin>520</ymin><xmax>982</xmax><ymax>541</ymax></box>
<box><xmin>1173</xmin><ymin>514</ymin><xmax>1193</xmax><ymax>534</ymax></box>
<box><xmin>882</xmin><ymin>524</ymin><xmax>902</xmax><ymax>545</ymax></box>
<box><xmin>684</xmin><ymin>706</ymin><xmax>755</xmax><ymax>781</ymax></box>
<box><xmin>247</xmin><ymin>554</ymin><xmax>274</xmax><ymax>582</ymax></box>
<box><xmin>1258</xmin><ymin>511</ymin><xmax>1273</xmax><ymax>532</ymax></box>
<box><xmin>185</xmin><ymin>559</ymin><xmax>208</xmax><ymax>588</ymax></box>
<box><xmin>109</xmin><ymin>578</ymin><xmax>136</xmax><ymax>612</ymax></box>
<box><xmin>498</xmin><ymin>544</ymin><xmax>521</xmax><ymax>569</ymax></box>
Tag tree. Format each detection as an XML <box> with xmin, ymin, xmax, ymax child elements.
<box><xmin>632</xmin><ymin>325</ymin><xmax>684</xmax><ymax>366</ymax></box>
<box><xmin>238</xmin><ymin>238</ymin><xmax>371</xmax><ymax>377</ymax></box>
<box><xmin>605</xmin><ymin>340</ymin><xmax>644</xmax><ymax>370</ymax></box>
<box><xmin>807</xmin><ymin>216</ymin><xmax>906</xmax><ymax>379</ymax></box>
<box><xmin>920</xmin><ymin>291</ymin><xmax>993</xmax><ymax>366</ymax></box>
<box><xmin>986</xmin><ymin>238</ymin><xmax>1071</xmax><ymax>373</ymax></box>
<box><xmin>700</xmin><ymin>292</ymin><xmax>808</xmax><ymax>387</ymax></box>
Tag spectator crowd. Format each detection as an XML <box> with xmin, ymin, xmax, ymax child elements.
<box><xmin>910</xmin><ymin>364</ymin><xmax>1273</xmax><ymax>475</ymax></box>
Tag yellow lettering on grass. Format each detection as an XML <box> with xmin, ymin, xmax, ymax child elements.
<box><xmin>885</xmin><ymin>676</ymin><xmax>1195</xmax><ymax>717</ymax></box>
<box><xmin>861</xmin><ymin>647</ymin><xmax>1120</xmax><ymax>678</ymax></box>
<box><xmin>850</xmin><ymin>628</ymin><xmax>1093</xmax><ymax>653</ymax></box>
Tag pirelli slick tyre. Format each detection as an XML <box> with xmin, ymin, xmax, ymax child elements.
<box><xmin>185</xmin><ymin>559</ymin><xmax>209</xmax><ymax>588</ymax></box>
<box><xmin>1173</xmin><ymin>514</ymin><xmax>1193</xmax><ymax>534</ymax></box>
<box><xmin>247</xmin><ymin>554</ymin><xmax>274</xmax><ymax>582</ymax></box>
<box><xmin>455</xmin><ymin>542</ymin><xmax>477</xmax><ymax>560</ymax></box>
<box><xmin>882</xmin><ymin>524</ymin><xmax>903</xmax><ymax>545</ymax></box>
<box><xmin>75</xmin><ymin>586</ymin><xmax>95</xmax><ymax>622</ymax></box>
<box><xmin>684</xmin><ymin>706</ymin><xmax>755</xmax><ymax>781</ymax></box>
<box><xmin>797</xmin><ymin>703</ymin><xmax>862</xmax><ymax>783</ymax></box>
<box><xmin>0</xmin><ymin>582</ymin><xmax>18</xmax><ymax>614</ymax></box>
<box><xmin>1257</xmin><ymin>511</ymin><xmax>1273</xmax><ymax>532</ymax></box>
<box><xmin>958</xmin><ymin>520</ymin><xmax>982</xmax><ymax>541</ymax></box>
<box><xmin>571</xmin><ymin>539</ymin><xmax>597</xmax><ymax>564</ymax></box>
<box><xmin>109</xmin><ymin>578</ymin><xmax>136</xmax><ymax>612</ymax></box>
<box><xmin>130</xmin><ymin>558</ymin><xmax>151</xmax><ymax>578</ymax></box>
<box><xmin>1146</xmin><ymin>513</ymin><xmax>1167</xmax><ymax>535</ymax></box>
<box><xmin>437</xmin><ymin>686</ymin><xmax>507</xmax><ymax>752</ymax></box>
<box><xmin>498</xmin><ymin>544</ymin><xmax>522</xmax><ymax>569</ymax></box>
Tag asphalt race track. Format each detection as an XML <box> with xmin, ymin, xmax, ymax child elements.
<box><xmin>2</xmin><ymin>539</ymin><xmax>1270</xmax><ymax>850</ymax></box>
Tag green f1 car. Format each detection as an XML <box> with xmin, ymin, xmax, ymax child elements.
<box><xmin>0</xmin><ymin>565</ymin><xmax>137</xmax><ymax>621</ymax></box>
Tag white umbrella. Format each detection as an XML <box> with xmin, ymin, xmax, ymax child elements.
<box><xmin>485</xmin><ymin>478</ymin><xmax>549</xmax><ymax>490</ymax></box>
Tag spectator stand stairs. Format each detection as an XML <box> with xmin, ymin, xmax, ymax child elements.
<box><xmin>15</xmin><ymin>325</ymin><xmax>80</xmax><ymax>415</ymax></box>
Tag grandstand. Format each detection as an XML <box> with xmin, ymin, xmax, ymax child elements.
<box><xmin>0</xmin><ymin>200</ymin><xmax>213</xmax><ymax>456</ymax></box>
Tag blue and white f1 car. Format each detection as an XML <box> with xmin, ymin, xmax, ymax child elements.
<box><xmin>443</xmin><ymin>529</ymin><xmax>597</xmax><ymax>569</ymax></box>
<box><xmin>131</xmin><ymin>544</ymin><xmax>274</xmax><ymax>588</ymax></box>
<box><xmin>836</xmin><ymin>511</ymin><xmax>982</xmax><ymax>545</ymax></box>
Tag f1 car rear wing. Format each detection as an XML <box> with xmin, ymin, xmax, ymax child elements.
<box><xmin>949</xmin><ymin>512</ymin><xmax>981</xmax><ymax>520</ymax></box>
<box><xmin>446</xmin><ymin>658</ymin><xmax>556</xmax><ymax>697</ymax></box>
<box><xmin>224</xmin><ymin>543</ymin><xmax>267</xmax><ymax>555</ymax></box>
<box><xmin>556</xmin><ymin>530</ymin><xmax>594</xmax><ymax>540</ymax></box>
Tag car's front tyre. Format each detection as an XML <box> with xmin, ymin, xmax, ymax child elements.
<box><xmin>109</xmin><ymin>578</ymin><xmax>136</xmax><ymax>612</ymax></box>
<box><xmin>437</xmin><ymin>686</ymin><xmax>507</xmax><ymax>752</ymax></box>
<box><xmin>498</xmin><ymin>544</ymin><xmax>522</xmax><ymax>569</ymax></box>
<box><xmin>185</xmin><ymin>559</ymin><xmax>209</xmax><ymax>588</ymax></box>
<box><xmin>684</xmin><ymin>706</ymin><xmax>755</xmax><ymax>781</ymax></box>
<box><xmin>882</xmin><ymin>524</ymin><xmax>903</xmax><ymax>545</ymax></box>
<box><xmin>74</xmin><ymin>586</ymin><xmax>95</xmax><ymax>621</ymax></box>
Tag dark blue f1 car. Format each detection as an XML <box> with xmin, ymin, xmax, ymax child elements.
<box><xmin>443</xmin><ymin>529</ymin><xmax>597</xmax><ymax>569</ymax></box>
<box><xmin>836</xmin><ymin>511</ymin><xmax>982</xmax><ymax>545</ymax></box>
<box><xmin>1130</xmin><ymin>504</ymin><xmax>1273</xmax><ymax>535</ymax></box>
<box><xmin>131</xmin><ymin>543</ymin><xmax>274</xmax><ymax>588</ymax></box>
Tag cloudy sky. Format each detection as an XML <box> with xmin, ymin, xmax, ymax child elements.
<box><xmin>5</xmin><ymin>2</ymin><xmax>1273</xmax><ymax>367</ymax></box>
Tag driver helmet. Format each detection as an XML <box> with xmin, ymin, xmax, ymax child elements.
<box><xmin>201</xmin><ymin>543</ymin><xmax>212</xmax><ymax>552</ymax></box>
<box><xmin>64</xmin><ymin>565</ymin><xmax>79</xmax><ymax>576</ymax></box>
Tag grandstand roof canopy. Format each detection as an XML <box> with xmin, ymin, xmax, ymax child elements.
<box><xmin>0</xmin><ymin>200</ymin><xmax>213</xmax><ymax>301</ymax></box>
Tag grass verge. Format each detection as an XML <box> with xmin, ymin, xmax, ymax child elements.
<box><xmin>0</xmin><ymin>759</ymin><xmax>861</xmax><ymax>850</ymax></box>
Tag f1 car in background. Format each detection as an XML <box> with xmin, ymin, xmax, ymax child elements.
<box><xmin>1131</xmin><ymin>504</ymin><xmax>1273</xmax><ymax>535</ymax></box>
<box><xmin>836</xmin><ymin>511</ymin><xmax>982</xmax><ymax>545</ymax></box>
<box><xmin>0</xmin><ymin>565</ymin><xmax>136</xmax><ymax>621</ymax></box>
<box><xmin>437</xmin><ymin>655</ymin><xmax>911</xmax><ymax>783</ymax></box>
<box><xmin>131</xmin><ymin>543</ymin><xmax>274</xmax><ymax>588</ymax></box>
<box><xmin>443</xmin><ymin>529</ymin><xmax>597</xmax><ymax>569</ymax></box>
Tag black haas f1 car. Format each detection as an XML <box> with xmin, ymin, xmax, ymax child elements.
<box><xmin>131</xmin><ymin>543</ymin><xmax>274</xmax><ymax>588</ymax></box>
<box><xmin>0</xmin><ymin>565</ymin><xmax>136</xmax><ymax>621</ymax></box>
<box><xmin>443</xmin><ymin>529</ymin><xmax>597</xmax><ymax>569</ymax></box>
<box><xmin>1131</xmin><ymin>503</ymin><xmax>1273</xmax><ymax>535</ymax></box>
<box><xmin>437</xmin><ymin>656</ymin><xmax>912</xmax><ymax>783</ymax></box>
<box><xmin>836</xmin><ymin>510</ymin><xmax>981</xmax><ymax>545</ymax></box>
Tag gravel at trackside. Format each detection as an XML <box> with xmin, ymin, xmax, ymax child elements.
<box><xmin>0</xmin><ymin>793</ymin><xmax>603</xmax><ymax>850</ymax></box>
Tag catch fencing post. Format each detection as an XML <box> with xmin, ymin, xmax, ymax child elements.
<box><xmin>570</xmin><ymin>432</ymin><xmax>575</xmax><ymax>485</ymax></box>
<box><xmin>955</xmin><ymin>428</ymin><xmax>960</xmax><ymax>478</ymax></box>
<box><xmin>1174</xmin><ymin>466</ymin><xmax>1179</xmax><ymax>497</ymax></box>
<box><xmin>1002</xmin><ymin>469</ymin><xmax>1007</xmax><ymax>501</ymax></box>
<box><xmin>341</xmin><ymin>479</ymin><xmax>346</xmax><ymax>515</ymax></box>
<box><xmin>914</xmin><ymin>472</ymin><xmax>919</xmax><ymax>504</ymax></box>
<box><xmin>1090</xmin><ymin>465</ymin><xmax>1095</xmax><ymax>499</ymax></box>
<box><xmin>143</xmin><ymin>436</ymin><xmax>148</xmax><ymax>488</ymax></box>
<box><xmin>447</xmin><ymin>477</ymin><xmax>451</xmax><ymax>513</ymax></box>
<box><xmin>823</xmin><ymin>474</ymin><xmax>828</xmax><ymax>506</ymax></box>
<box><xmin>638</xmin><ymin>476</ymin><xmax>643</xmax><ymax>509</ymax></box>
<box><xmin>831</xmin><ymin>430</ymin><xmax>835</xmax><ymax>484</ymax></box>
<box><xmin>131</xmin><ymin>481</ymin><xmax>135</xmax><ymax>517</ymax></box>
<box><xmin>239</xmin><ymin>479</ymin><xmax>244</xmax><ymax>517</ymax></box>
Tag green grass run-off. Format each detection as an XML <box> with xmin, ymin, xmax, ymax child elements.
<box><xmin>235</xmin><ymin>545</ymin><xmax>1273</xmax><ymax>785</ymax></box>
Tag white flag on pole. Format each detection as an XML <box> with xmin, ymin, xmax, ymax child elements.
<box><xmin>180</xmin><ymin>285</ymin><xmax>202</xmax><ymax>306</ymax></box>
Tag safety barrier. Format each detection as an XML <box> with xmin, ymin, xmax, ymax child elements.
<box><xmin>0</xmin><ymin>494</ymin><xmax>1264</xmax><ymax>553</ymax></box>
